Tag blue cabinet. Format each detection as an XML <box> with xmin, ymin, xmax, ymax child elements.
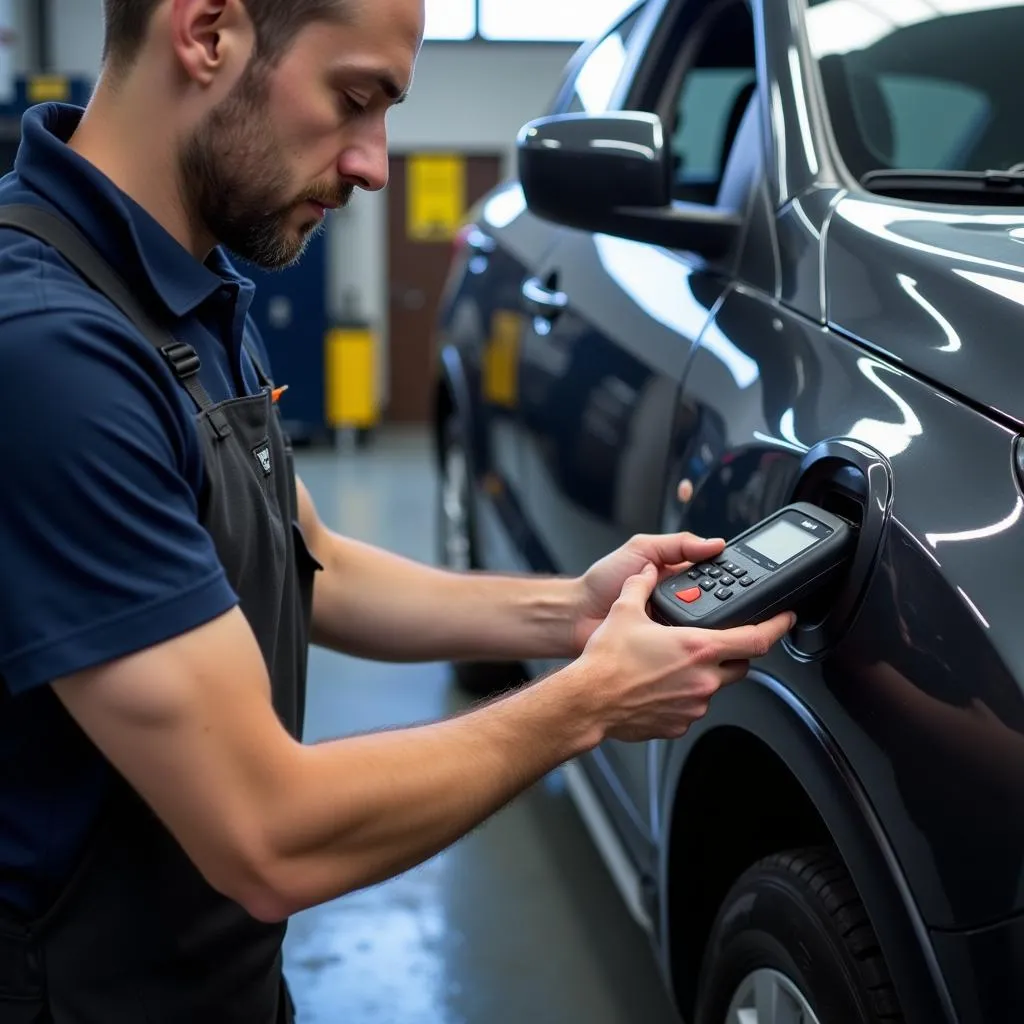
<box><xmin>235</xmin><ymin>230</ymin><xmax>331</xmax><ymax>444</ymax></box>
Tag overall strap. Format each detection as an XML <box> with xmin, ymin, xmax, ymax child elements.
<box><xmin>0</xmin><ymin>204</ymin><xmax>231</xmax><ymax>437</ymax></box>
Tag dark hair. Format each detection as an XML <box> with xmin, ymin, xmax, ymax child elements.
<box><xmin>102</xmin><ymin>0</ymin><xmax>348</xmax><ymax>73</ymax></box>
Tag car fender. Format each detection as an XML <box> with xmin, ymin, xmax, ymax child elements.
<box><xmin>656</xmin><ymin>671</ymin><xmax>958</xmax><ymax>1024</ymax></box>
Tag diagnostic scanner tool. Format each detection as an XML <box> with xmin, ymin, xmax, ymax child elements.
<box><xmin>652</xmin><ymin>502</ymin><xmax>856</xmax><ymax>630</ymax></box>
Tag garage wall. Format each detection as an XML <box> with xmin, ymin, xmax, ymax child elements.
<box><xmin>40</xmin><ymin>0</ymin><xmax>576</xmax><ymax>329</ymax></box>
<box><xmin>334</xmin><ymin>41</ymin><xmax>573</xmax><ymax>330</ymax></box>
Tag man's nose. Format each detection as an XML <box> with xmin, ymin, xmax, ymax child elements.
<box><xmin>338</xmin><ymin>123</ymin><xmax>389</xmax><ymax>192</ymax></box>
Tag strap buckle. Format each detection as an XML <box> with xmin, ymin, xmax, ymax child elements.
<box><xmin>159</xmin><ymin>342</ymin><xmax>201</xmax><ymax>381</ymax></box>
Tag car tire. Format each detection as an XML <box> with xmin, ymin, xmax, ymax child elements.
<box><xmin>437</xmin><ymin>414</ymin><xmax>525</xmax><ymax>698</ymax></box>
<box><xmin>695</xmin><ymin>847</ymin><xmax>904</xmax><ymax>1024</ymax></box>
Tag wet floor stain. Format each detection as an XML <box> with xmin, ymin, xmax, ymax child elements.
<box><xmin>287</xmin><ymin>858</ymin><xmax>468</xmax><ymax>1024</ymax></box>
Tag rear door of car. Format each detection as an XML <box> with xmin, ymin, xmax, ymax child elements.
<box><xmin>442</xmin><ymin>189</ymin><xmax>563</xmax><ymax>576</ymax></box>
<box><xmin>444</xmin><ymin>7</ymin><xmax>649</xmax><ymax>575</ymax></box>
<box><xmin>517</xmin><ymin>0</ymin><xmax>768</xmax><ymax>845</ymax></box>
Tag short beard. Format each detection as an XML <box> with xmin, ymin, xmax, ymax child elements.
<box><xmin>178</xmin><ymin>60</ymin><xmax>351</xmax><ymax>270</ymax></box>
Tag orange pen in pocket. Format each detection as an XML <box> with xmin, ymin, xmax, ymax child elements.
<box><xmin>271</xmin><ymin>385</ymin><xmax>289</xmax><ymax>404</ymax></box>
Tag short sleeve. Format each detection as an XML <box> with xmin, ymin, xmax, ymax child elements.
<box><xmin>0</xmin><ymin>308</ymin><xmax>239</xmax><ymax>693</ymax></box>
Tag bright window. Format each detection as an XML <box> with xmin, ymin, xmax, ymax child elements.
<box><xmin>425</xmin><ymin>0</ymin><xmax>477</xmax><ymax>40</ymax></box>
<box><xmin>479</xmin><ymin>0</ymin><xmax>639</xmax><ymax>41</ymax></box>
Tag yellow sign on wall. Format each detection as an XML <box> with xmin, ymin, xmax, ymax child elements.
<box><xmin>407</xmin><ymin>154</ymin><xmax>466</xmax><ymax>242</ymax></box>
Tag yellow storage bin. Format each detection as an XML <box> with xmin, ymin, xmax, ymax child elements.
<box><xmin>325</xmin><ymin>326</ymin><xmax>378</xmax><ymax>429</ymax></box>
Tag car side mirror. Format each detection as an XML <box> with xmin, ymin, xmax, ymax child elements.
<box><xmin>517</xmin><ymin>111</ymin><xmax>742</xmax><ymax>259</ymax></box>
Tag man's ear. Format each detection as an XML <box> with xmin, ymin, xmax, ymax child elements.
<box><xmin>168</xmin><ymin>0</ymin><xmax>255</xmax><ymax>86</ymax></box>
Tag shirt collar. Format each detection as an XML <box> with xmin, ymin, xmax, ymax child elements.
<box><xmin>14</xmin><ymin>103</ymin><xmax>245</xmax><ymax>318</ymax></box>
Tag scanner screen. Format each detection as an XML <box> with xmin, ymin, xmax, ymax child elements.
<box><xmin>746</xmin><ymin>519</ymin><xmax>818</xmax><ymax>564</ymax></box>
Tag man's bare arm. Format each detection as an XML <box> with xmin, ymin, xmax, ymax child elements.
<box><xmin>296</xmin><ymin>476</ymin><xmax>580</xmax><ymax>663</ymax></box>
<box><xmin>53</xmin><ymin>571</ymin><xmax>793</xmax><ymax>922</ymax></box>
<box><xmin>52</xmin><ymin>607</ymin><xmax>602</xmax><ymax>922</ymax></box>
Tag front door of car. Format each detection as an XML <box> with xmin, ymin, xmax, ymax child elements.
<box><xmin>518</xmin><ymin>0</ymin><xmax>762</xmax><ymax>839</ymax></box>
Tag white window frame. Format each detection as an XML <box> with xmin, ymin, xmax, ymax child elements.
<box><xmin>424</xmin><ymin>0</ymin><xmax>641</xmax><ymax>43</ymax></box>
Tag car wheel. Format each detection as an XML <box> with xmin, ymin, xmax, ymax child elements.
<box><xmin>438</xmin><ymin>415</ymin><xmax>524</xmax><ymax>698</ymax></box>
<box><xmin>695</xmin><ymin>847</ymin><xmax>903</xmax><ymax>1024</ymax></box>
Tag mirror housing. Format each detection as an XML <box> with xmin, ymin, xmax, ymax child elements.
<box><xmin>517</xmin><ymin>111</ymin><xmax>742</xmax><ymax>259</ymax></box>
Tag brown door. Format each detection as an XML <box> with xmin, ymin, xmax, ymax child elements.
<box><xmin>386</xmin><ymin>153</ymin><xmax>503</xmax><ymax>424</ymax></box>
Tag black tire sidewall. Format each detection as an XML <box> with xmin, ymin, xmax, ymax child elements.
<box><xmin>696</xmin><ymin>869</ymin><xmax>878</xmax><ymax>1024</ymax></box>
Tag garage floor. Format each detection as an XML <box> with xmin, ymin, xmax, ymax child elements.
<box><xmin>282</xmin><ymin>427</ymin><xmax>681</xmax><ymax>1024</ymax></box>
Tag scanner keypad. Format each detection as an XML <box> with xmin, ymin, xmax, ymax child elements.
<box><xmin>673</xmin><ymin>552</ymin><xmax>762</xmax><ymax>610</ymax></box>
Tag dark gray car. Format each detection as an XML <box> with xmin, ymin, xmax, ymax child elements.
<box><xmin>432</xmin><ymin>1</ymin><xmax>1024</xmax><ymax>1021</ymax></box>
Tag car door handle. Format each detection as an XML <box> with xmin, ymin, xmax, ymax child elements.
<box><xmin>521</xmin><ymin>275</ymin><xmax>568</xmax><ymax>317</ymax></box>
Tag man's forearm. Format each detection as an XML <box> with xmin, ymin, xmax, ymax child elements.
<box><xmin>263</xmin><ymin>661</ymin><xmax>601</xmax><ymax>916</ymax></box>
<box><xmin>310</xmin><ymin>532</ymin><xmax>580</xmax><ymax>663</ymax></box>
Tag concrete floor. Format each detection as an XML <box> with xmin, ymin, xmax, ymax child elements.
<box><xmin>282</xmin><ymin>427</ymin><xmax>681</xmax><ymax>1024</ymax></box>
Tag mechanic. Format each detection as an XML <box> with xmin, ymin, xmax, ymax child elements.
<box><xmin>0</xmin><ymin>1</ymin><xmax>795</xmax><ymax>1021</ymax></box>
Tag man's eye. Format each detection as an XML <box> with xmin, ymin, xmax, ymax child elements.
<box><xmin>343</xmin><ymin>95</ymin><xmax>368</xmax><ymax>117</ymax></box>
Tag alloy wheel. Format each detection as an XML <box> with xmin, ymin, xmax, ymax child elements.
<box><xmin>724</xmin><ymin>969</ymin><xmax>822</xmax><ymax>1024</ymax></box>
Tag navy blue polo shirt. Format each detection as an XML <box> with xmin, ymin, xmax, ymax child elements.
<box><xmin>0</xmin><ymin>103</ymin><xmax>276</xmax><ymax>915</ymax></box>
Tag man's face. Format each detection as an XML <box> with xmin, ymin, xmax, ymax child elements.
<box><xmin>179</xmin><ymin>0</ymin><xmax>422</xmax><ymax>269</ymax></box>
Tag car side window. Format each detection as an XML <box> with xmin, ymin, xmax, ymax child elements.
<box><xmin>660</xmin><ymin>0</ymin><xmax>757</xmax><ymax>205</ymax></box>
<box><xmin>560</xmin><ymin>7</ymin><xmax>645</xmax><ymax>114</ymax></box>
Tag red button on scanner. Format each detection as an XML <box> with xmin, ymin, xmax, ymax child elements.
<box><xmin>675</xmin><ymin>587</ymin><xmax>702</xmax><ymax>604</ymax></box>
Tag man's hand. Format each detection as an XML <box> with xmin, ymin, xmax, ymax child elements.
<box><xmin>575</xmin><ymin>563</ymin><xmax>795</xmax><ymax>742</ymax></box>
<box><xmin>572</xmin><ymin>530</ymin><xmax>726</xmax><ymax>655</ymax></box>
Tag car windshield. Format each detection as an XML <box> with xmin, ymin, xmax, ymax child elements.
<box><xmin>804</xmin><ymin>0</ymin><xmax>1024</xmax><ymax>180</ymax></box>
